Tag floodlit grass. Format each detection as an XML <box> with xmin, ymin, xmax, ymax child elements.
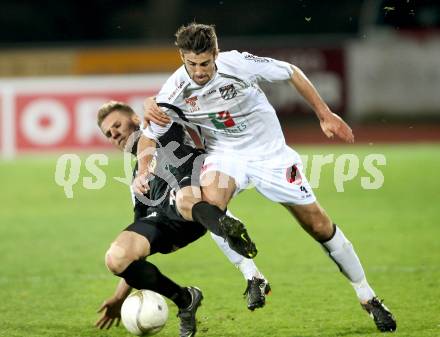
<box><xmin>1</xmin><ymin>144</ymin><xmax>439</xmax><ymax>337</ymax></box>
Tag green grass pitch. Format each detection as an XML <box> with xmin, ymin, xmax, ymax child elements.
<box><xmin>1</xmin><ymin>144</ymin><xmax>439</xmax><ymax>337</ymax></box>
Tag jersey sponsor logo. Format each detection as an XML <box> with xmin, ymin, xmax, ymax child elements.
<box><xmin>219</xmin><ymin>84</ymin><xmax>237</xmax><ymax>100</ymax></box>
<box><xmin>286</xmin><ymin>164</ymin><xmax>303</xmax><ymax>185</ymax></box>
<box><xmin>244</xmin><ymin>54</ymin><xmax>271</xmax><ymax>63</ymax></box>
<box><xmin>203</xmin><ymin>88</ymin><xmax>216</xmax><ymax>97</ymax></box>
<box><xmin>185</xmin><ymin>96</ymin><xmax>200</xmax><ymax>112</ymax></box>
<box><xmin>146</xmin><ymin>211</ymin><xmax>158</xmax><ymax>218</ymax></box>
<box><xmin>208</xmin><ymin>111</ymin><xmax>236</xmax><ymax>129</ymax></box>
<box><xmin>168</xmin><ymin>80</ymin><xmax>186</xmax><ymax>101</ymax></box>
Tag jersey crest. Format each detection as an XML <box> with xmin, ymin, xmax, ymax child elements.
<box><xmin>219</xmin><ymin>84</ymin><xmax>237</xmax><ymax>100</ymax></box>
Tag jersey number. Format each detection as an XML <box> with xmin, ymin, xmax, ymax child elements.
<box><xmin>169</xmin><ymin>188</ymin><xmax>177</xmax><ymax>206</ymax></box>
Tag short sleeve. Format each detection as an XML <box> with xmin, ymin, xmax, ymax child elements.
<box><xmin>237</xmin><ymin>51</ymin><xmax>293</xmax><ymax>83</ymax></box>
<box><xmin>155</xmin><ymin>66</ymin><xmax>188</xmax><ymax>105</ymax></box>
<box><xmin>143</xmin><ymin>121</ymin><xmax>173</xmax><ymax>141</ymax></box>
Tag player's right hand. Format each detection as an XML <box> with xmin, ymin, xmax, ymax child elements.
<box><xmin>143</xmin><ymin>97</ymin><xmax>171</xmax><ymax>127</ymax></box>
<box><xmin>95</xmin><ymin>297</ymin><xmax>123</xmax><ymax>329</ymax></box>
<box><xmin>133</xmin><ymin>172</ymin><xmax>150</xmax><ymax>195</ymax></box>
<box><xmin>320</xmin><ymin>112</ymin><xmax>355</xmax><ymax>143</ymax></box>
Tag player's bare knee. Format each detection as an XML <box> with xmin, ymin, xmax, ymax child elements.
<box><xmin>176</xmin><ymin>187</ymin><xmax>201</xmax><ymax>220</ymax></box>
<box><xmin>200</xmin><ymin>172</ymin><xmax>235</xmax><ymax>210</ymax></box>
<box><xmin>176</xmin><ymin>197</ymin><xmax>194</xmax><ymax>220</ymax></box>
<box><xmin>105</xmin><ymin>244</ymin><xmax>133</xmax><ymax>274</ymax></box>
<box><xmin>201</xmin><ymin>187</ymin><xmax>229</xmax><ymax>210</ymax></box>
<box><xmin>105</xmin><ymin>237</ymin><xmax>147</xmax><ymax>274</ymax></box>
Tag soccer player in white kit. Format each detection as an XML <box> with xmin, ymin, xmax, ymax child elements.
<box><xmin>136</xmin><ymin>23</ymin><xmax>396</xmax><ymax>333</ymax></box>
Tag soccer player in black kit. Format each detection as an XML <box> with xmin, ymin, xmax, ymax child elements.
<box><xmin>95</xmin><ymin>101</ymin><xmax>270</xmax><ymax>337</ymax></box>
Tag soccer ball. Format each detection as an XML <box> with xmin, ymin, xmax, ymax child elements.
<box><xmin>121</xmin><ymin>290</ymin><xmax>169</xmax><ymax>336</ymax></box>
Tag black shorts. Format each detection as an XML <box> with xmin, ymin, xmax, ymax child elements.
<box><xmin>159</xmin><ymin>174</ymin><xmax>194</xmax><ymax>222</ymax></box>
<box><xmin>125</xmin><ymin>209</ymin><xmax>207</xmax><ymax>255</ymax></box>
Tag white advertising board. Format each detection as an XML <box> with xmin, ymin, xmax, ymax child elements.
<box><xmin>347</xmin><ymin>37</ymin><xmax>440</xmax><ymax>120</ymax></box>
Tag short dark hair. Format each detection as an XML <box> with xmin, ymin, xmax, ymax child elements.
<box><xmin>97</xmin><ymin>101</ymin><xmax>134</xmax><ymax>127</ymax></box>
<box><xmin>175</xmin><ymin>22</ymin><xmax>218</xmax><ymax>54</ymax></box>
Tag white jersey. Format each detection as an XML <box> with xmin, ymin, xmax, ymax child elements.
<box><xmin>144</xmin><ymin>50</ymin><xmax>297</xmax><ymax>166</ymax></box>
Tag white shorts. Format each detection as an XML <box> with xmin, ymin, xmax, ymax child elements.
<box><xmin>200</xmin><ymin>150</ymin><xmax>316</xmax><ymax>205</ymax></box>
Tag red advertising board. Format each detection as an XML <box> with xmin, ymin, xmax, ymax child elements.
<box><xmin>14</xmin><ymin>91</ymin><xmax>148</xmax><ymax>150</ymax></box>
<box><xmin>0</xmin><ymin>75</ymin><xmax>168</xmax><ymax>157</ymax></box>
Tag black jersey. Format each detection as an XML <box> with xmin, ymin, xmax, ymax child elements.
<box><xmin>132</xmin><ymin>123</ymin><xmax>205</xmax><ymax>221</ymax></box>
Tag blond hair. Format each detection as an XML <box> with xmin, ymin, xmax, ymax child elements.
<box><xmin>97</xmin><ymin>101</ymin><xmax>134</xmax><ymax>127</ymax></box>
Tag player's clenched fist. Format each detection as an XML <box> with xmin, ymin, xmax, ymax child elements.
<box><xmin>132</xmin><ymin>172</ymin><xmax>150</xmax><ymax>195</ymax></box>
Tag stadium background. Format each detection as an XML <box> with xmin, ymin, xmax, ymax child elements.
<box><xmin>1</xmin><ymin>1</ymin><xmax>439</xmax><ymax>337</ymax></box>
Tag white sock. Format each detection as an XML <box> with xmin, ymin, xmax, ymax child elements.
<box><xmin>237</xmin><ymin>258</ymin><xmax>264</xmax><ymax>280</ymax></box>
<box><xmin>210</xmin><ymin>232</ymin><xmax>264</xmax><ymax>280</ymax></box>
<box><xmin>321</xmin><ymin>225</ymin><xmax>375</xmax><ymax>302</ymax></box>
<box><xmin>351</xmin><ymin>278</ymin><xmax>376</xmax><ymax>303</ymax></box>
<box><xmin>209</xmin><ymin>210</ymin><xmax>265</xmax><ymax>281</ymax></box>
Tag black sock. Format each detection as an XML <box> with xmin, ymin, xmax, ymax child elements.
<box><xmin>118</xmin><ymin>259</ymin><xmax>191</xmax><ymax>308</ymax></box>
<box><xmin>191</xmin><ymin>201</ymin><xmax>226</xmax><ymax>236</ymax></box>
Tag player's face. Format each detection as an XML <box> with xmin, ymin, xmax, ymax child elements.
<box><xmin>181</xmin><ymin>50</ymin><xmax>217</xmax><ymax>86</ymax></box>
<box><xmin>100</xmin><ymin>110</ymin><xmax>140</xmax><ymax>151</ymax></box>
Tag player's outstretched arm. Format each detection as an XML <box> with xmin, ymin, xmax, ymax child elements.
<box><xmin>289</xmin><ymin>64</ymin><xmax>354</xmax><ymax>143</ymax></box>
<box><xmin>95</xmin><ymin>279</ymin><xmax>132</xmax><ymax>329</ymax></box>
<box><xmin>143</xmin><ymin>96</ymin><xmax>171</xmax><ymax>127</ymax></box>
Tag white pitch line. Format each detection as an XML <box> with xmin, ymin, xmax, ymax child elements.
<box><xmin>1</xmin><ymin>86</ymin><xmax>16</xmax><ymax>160</ymax></box>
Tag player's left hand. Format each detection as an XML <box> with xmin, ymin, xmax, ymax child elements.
<box><xmin>143</xmin><ymin>97</ymin><xmax>171</xmax><ymax>127</ymax></box>
<box><xmin>320</xmin><ymin>112</ymin><xmax>354</xmax><ymax>143</ymax></box>
<box><xmin>95</xmin><ymin>297</ymin><xmax>124</xmax><ymax>329</ymax></box>
<box><xmin>133</xmin><ymin>172</ymin><xmax>150</xmax><ymax>195</ymax></box>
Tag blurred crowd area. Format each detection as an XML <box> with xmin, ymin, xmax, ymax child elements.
<box><xmin>0</xmin><ymin>0</ymin><xmax>439</xmax><ymax>158</ymax></box>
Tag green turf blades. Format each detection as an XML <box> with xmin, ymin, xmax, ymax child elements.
<box><xmin>1</xmin><ymin>145</ymin><xmax>439</xmax><ymax>336</ymax></box>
